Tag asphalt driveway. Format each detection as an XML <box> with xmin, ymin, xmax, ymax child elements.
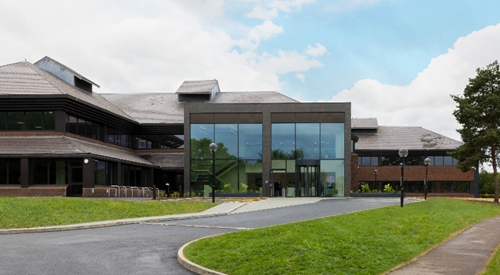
<box><xmin>0</xmin><ymin>198</ymin><xmax>415</xmax><ymax>275</ymax></box>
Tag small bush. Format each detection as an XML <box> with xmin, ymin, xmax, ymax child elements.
<box><xmin>361</xmin><ymin>184</ymin><xmax>371</xmax><ymax>193</ymax></box>
<box><xmin>384</xmin><ymin>184</ymin><xmax>395</xmax><ymax>193</ymax></box>
<box><xmin>224</xmin><ymin>184</ymin><xmax>231</xmax><ymax>192</ymax></box>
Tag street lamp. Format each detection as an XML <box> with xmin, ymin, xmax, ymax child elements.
<box><xmin>424</xmin><ymin>158</ymin><xmax>431</xmax><ymax>200</ymax></box>
<box><xmin>398</xmin><ymin>148</ymin><xmax>408</xmax><ymax>208</ymax></box>
<box><xmin>374</xmin><ymin>169</ymin><xmax>378</xmax><ymax>191</ymax></box>
<box><xmin>166</xmin><ymin>183</ymin><xmax>170</xmax><ymax>198</ymax></box>
<box><xmin>209</xmin><ymin>143</ymin><xmax>218</xmax><ymax>203</ymax></box>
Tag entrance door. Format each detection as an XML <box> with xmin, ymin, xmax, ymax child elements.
<box><xmin>296</xmin><ymin>165</ymin><xmax>320</xmax><ymax>197</ymax></box>
<box><xmin>67</xmin><ymin>165</ymin><xmax>83</xmax><ymax>197</ymax></box>
<box><xmin>270</xmin><ymin>169</ymin><xmax>286</xmax><ymax>197</ymax></box>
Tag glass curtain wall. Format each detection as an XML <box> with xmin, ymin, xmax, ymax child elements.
<box><xmin>272</xmin><ymin>123</ymin><xmax>345</xmax><ymax>197</ymax></box>
<box><xmin>190</xmin><ymin>123</ymin><xmax>262</xmax><ymax>195</ymax></box>
<box><xmin>95</xmin><ymin>161</ymin><xmax>114</xmax><ymax>186</ymax></box>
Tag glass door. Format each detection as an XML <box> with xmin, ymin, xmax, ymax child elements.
<box><xmin>296</xmin><ymin>165</ymin><xmax>320</xmax><ymax>197</ymax></box>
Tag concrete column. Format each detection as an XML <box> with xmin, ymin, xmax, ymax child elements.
<box><xmin>262</xmin><ymin>108</ymin><xmax>272</xmax><ymax>197</ymax></box>
<box><xmin>82</xmin><ymin>157</ymin><xmax>94</xmax><ymax>188</ymax></box>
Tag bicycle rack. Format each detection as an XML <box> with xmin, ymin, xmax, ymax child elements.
<box><xmin>130</xmin><ymin>186</ymin><xmax>138</xmax><ymax>197</ymax></box>
<box><xmin>122</xmin><ymin>186</ymin><xmax>128</xmax><ymax>197</ymax></box>
<box><xmin>142</xmin><ymin>187</ymin><xmax>148</xmax><ymax>197</ymax></box>
<box><xmin>111</xmin><ymin>185</ymin><xmax>120</xmax><ymax>197</ymax></box>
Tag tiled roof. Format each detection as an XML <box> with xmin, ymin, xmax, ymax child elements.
<box><xmin>138</xmin><ymin>153</ymin><xmax>184</xmax><ymax>168</ymax></box>
<box><xmin>355</xmin><ymin>126</ymin><xmax>463</xmax><ymax>151</ymax></box>
<box><xmin>352</xmin><ymin>118</ymin><xmax>378</xmax><ymax>129</ymax></box>
<box><xmin>0</xmin><ymin>136</ymin><xmax>154</xmax><ymax>166</ymax></box>
<box><xmin>176</xmin><ymin>80</ymin><xmax>218</xmax><ymax>94</ymax></box>
<box><xmin>0</xmin><ymin>62</ymin><xmax>136</xmax><ymax>122</ymax></box>
<box><xmin>101</xmin><ymin>91</ymin><xmax>297</xmax><ymax>124</ymax></box>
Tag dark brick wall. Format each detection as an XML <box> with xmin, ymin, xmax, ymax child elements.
<box><xmin>351</xmin><ymin>154</ymin><xmax>474</xmax><ymax>193</ymax></box>
<box><xmin>0</xmin><ymin>186</ymin><xmax>67</xmax><ymax>197</ymax></box>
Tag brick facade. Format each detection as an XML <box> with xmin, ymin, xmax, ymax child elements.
<box><xmin>0</xmin><ymin>185</ymin><xmax>67</xmax><ymax>197</ymax></box>
<box><xmin>351</xmin><ymin>153</ymin><xmax>474</xmax><ymax>193</ymax></box>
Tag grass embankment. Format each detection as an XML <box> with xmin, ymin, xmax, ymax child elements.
<box><xmin>185</xmin><ymin>198</ymin><xmax>500</xmax><ymax>275</ymax></box>
<box><xmin>0</xmin><ymin>198</ymin><xmax>218</xmax><ymax>229</ymax></box>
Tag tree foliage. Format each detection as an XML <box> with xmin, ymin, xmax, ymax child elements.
<box><xmin>479</xmin><ymin>169</ymin><xmax>496</xmax><ymax>194</ymax></box>
<box><xmin>450</xmin><ymin>60</ymin><xmax>500</xmax><ymax>202</ymax></box>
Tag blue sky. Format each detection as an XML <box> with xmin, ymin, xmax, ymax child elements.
<box><xmin>1</xmin><ymin>0</ymin><xmax>500</xmax><ymax>142</ymax></box>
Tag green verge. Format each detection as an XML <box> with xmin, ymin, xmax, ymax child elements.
<box><xmin>483</xmin><ymin>244</ymin><xmax>500</xmax><ymax>275</ymax></box>
<box><xmin>0</xmin><ymin>198</ymin><xmax>218</xmax><ymax>229</ymax></box>
<box><xmin>185</xmin><ymin>198</ymin><xmax>500</xmax><ymax>275</ymax></box>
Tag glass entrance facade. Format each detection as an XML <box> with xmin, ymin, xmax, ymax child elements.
<box><xmin>190</xmin><ymin>123</ymin><xmax>263</xmax><ymax>195</ymax></box>
<box><xmin>272</xmin><ymin>123</ymin><xmax>345</xmax><ymax>197</ymax></box>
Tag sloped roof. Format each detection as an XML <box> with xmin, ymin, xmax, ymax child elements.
<box><xmin>0</xmin><ymin>136</ymin><xmax>154</xmax><ymax>166</ymax></box>
<box><xmin>355</xmin><ymin>126</ymin><xmax>463</xmax><ymax>151</ymax></box>
<box><xmin>34</xmin><ymin>56</ymin><xmax>100</xmax><ymax>88</ymax></box>
<box><xmin>0</xmin><ymin>61</ymin><xmax>135</xmax><ymax>122</ymax></box>
<box><xmin>176</xmin><ymin>80</ymin><xmax>218</xmax><ymax>94</ymax></box>
<box><xmin>138</xmin><ymin>153</ymin><xmax>184</xmax><ymax>168</ymax></box>
<box><xmin>101</xmin><ymin>91</ymin><xmax>297</xmax><ymax>124</ymax></box>
<box><xmin>352</xmin><ymin>118</ymin><xmax>378</xmax><ymax>129</ymax></box>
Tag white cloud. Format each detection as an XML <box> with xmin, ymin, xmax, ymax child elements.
<box><xmin>0</xmin><ymin>0</ymin><xmax>323</xmax><ymax>94</ymax></box>
<box><xmin>248</xmin><ymin>20</ymin><xmax>284</xmax><ymax>44</ymax></box>
<box><xmin>246</xmin><ymin>5</ymin><xmax>279</xmax><ymax>20</ymax></box>
<box><xmin>270</xmin><ymin>0</ymin><xmax>316</xmax><ymax>13</ymax></box>
<box><xmin>295</xmin><ymin>73</ymin><xmax>306</xmax><ymax>83</ymax></box>
<box><xmin>330</xmin><ymin>23</ymin><xmax>500</xmax><ymax>141</ymax></box>
<box><xmin>245</xmin><ymin>0</ymin><xmax>315</xmax><ymax>20</ymax></box>
<box><xmin>324</xmin><ymin>0</ymin><xmax>396</xmax><ymax>12</ymax></box>
<box><xmin>305</xmin><ymin>43</ymin><xmax>328</xmax><ymax>57</ymax></box>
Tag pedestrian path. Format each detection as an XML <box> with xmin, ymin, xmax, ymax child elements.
<box><xmin>231</xmin><ymin>197</ymin><xmax>324</xmax><ymax>213</ymax></box>
<box><xmin>389</xmin><ymin>215</ymin><xmax>500</xmax><ymax>275</ymax></box>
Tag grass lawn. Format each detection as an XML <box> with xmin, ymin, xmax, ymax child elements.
<box><xmin>185</xmin><ymin>198</ymin><xmax>500</xmax><ymax>275</ymax></box>
<box><xmin>483</xmin><ymin>242</ymin><xmax>500</xmax><ymax>274</ymax></box>
<box><xmin>0</xmin><ymin>198</ymin><xmax>218</xmax><ymax>229</ymax></box>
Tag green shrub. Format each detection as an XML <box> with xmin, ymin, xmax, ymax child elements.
<box><xmin>384</xmin><ymin>184</ymin><xmax>395</xmax><ymax>193</ymax></box>
<box><xmin>224</xmin><ymin>184</ymin><xmax>231</xmax><ymax>192</ymax></box>
<box><xmin>361</xmin><ymin>184</ymin><xmax>371</xmax><ymax>193</ymax></box>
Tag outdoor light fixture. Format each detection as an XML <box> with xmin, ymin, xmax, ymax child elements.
<box><xmin>424</xmin><ymin>158</ymin><xmax>431</xmax><ymax>200</ymax></box>
<box><xmin>84</xmin><ymin>159</ymin><xmax>89</xmax><ymax>164</ymax></box>
<box><xmin>166</xmin><ymin>183</ymin><xmax>170</xmax><ymax>198</ymax></box>
<box><xmin>398</xmin><ymin>148</ymin><xmax>408</xmax><ymax>207</ymax></box>
<box><xmin>209</xmin><ymin>143</ymin><xmax>218</xmax><ymax>203</ymax></box>
<box><xmin>374</xmin><ymin>169</ymin><xmax>378</xmax><ymax>182</ymax></box>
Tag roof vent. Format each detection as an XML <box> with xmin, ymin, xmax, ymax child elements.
<box><xmin>176</xmin><ymin>80</ymin><xmax>219</xmax><ymax>102</ymax></box>
<box><xmin>34</xmin><ymin>56</ymin><xmax>99</xmax><ymax>93</ymax></box>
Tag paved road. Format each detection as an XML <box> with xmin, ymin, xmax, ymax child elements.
<box><xmin>0</xmin><ymin>198</ymin><xmax>416</xmax><ymax>275</ymax></box>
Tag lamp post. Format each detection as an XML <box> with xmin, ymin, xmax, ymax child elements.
<box><xmin>398</xmin><ymin>148</ymin><xmax>408</xmax><ymax>207</ymax></box>
<box><xmin>209</xmin><ymin>143</ymin><xmax>218</xmax><ymax>203</ymax></box>
<box><xmin>166</xmin><ymin>183</ymin><xmax>170</xmax><ymax>198</ymax></box>
<box><xmin>374</xmin><ymin>169</ymin><xmax>378</xmax><ymax>191</ymax></box>
<box><xmin>424</xmin><ymin>158</ymin><xmax>431</xmax><ymax>200</ymax></box>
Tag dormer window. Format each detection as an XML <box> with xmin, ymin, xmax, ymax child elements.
<box><xmin>74</xmin><ymin>76</ymin><xmax>92</xmax><ymax>93</ymax></box>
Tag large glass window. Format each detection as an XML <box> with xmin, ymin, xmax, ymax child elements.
<box><xmin>321</xmin><ymin>123</ymin><xmax>344</xmax><ymax>159</ymax></box>
<box><xmin>44</xmin><ymin>111</ymin><xmax>55</xmax><ymax>130</ymax></box>
<box><xmin>296</xmin><ymin>123</ymin><xmax>320</xmax><ymax>159</ymax></box>
<box><xmin>95</xmin><ymin>161</ymin><xmax>114</xmax><ymax>186</ymax></box>
<box><xmin>320</xmin><ymin>160</ymin><xmax>345</xmax><ymax>197</ymax></box>
<box><xmin>0</xmin><ymin>159</ymin><xmax>21</xmax><ymax>184</ymax></box>
<box><xmin>239</xmin><ymin>160</ymin><xmax>262</xmax><ymax>193</ymax></box>
<box><xmin>239</xmin><ymin>124</ymin><xmax>262</xmax><ymax>159</ymax></box>
<box><xmin>191</xmin><ymin>124</ymin><xmax>215</xmax><ymax>160</ymax></box>
<box><xmin>272</xmin><ymin>123</ymin><xmax>295</xmax><ymax>159</ymax></box>
<box><xmin>215</xmin><ymin>124</ymin><xmax>238</xmax><ymax>159</ymax></box>
<box><xmin>7</xmin><ymin>112</ymin><xmax>24</xmax><ymax>130</ymax></box>
<box><xmin>0</xmin><ymin>112</ymin><xmax>5</xmax><ymax>130</ymax></box>
<box><xmin>66</xmin><ymin>113</ymin><xmax>106</xmax><ymax>143</ymax></box>
<box><xmin>32</xmin><ymin>159</ymin><xmax>68</xmax><ymax>185</ymax></box>
<box><xmin>25</xmin><ymin>112</ymin><xmax>43</xmax><ymax>130</ymax></box>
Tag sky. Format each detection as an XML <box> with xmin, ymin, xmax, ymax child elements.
<box><xmin>1</xmin><ymin>0</ymin><xmax>500</xmax><ymax>145</ymax></box>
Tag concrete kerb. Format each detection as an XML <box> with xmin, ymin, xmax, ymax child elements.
<box><xmin>0</xmin><ymin>203</ymin><xmax>248</xmax><ymax>235</ymax></box>
<box><xmin>177</xmin><ymin>198</ymin><xmax>425</xmax><ymax>275</ymax></box>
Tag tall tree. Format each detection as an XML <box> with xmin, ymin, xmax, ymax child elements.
<box><xmin>450</xmin><ymin>60</ymin><xmax>500</xmax><ymax>203</ymax></box>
